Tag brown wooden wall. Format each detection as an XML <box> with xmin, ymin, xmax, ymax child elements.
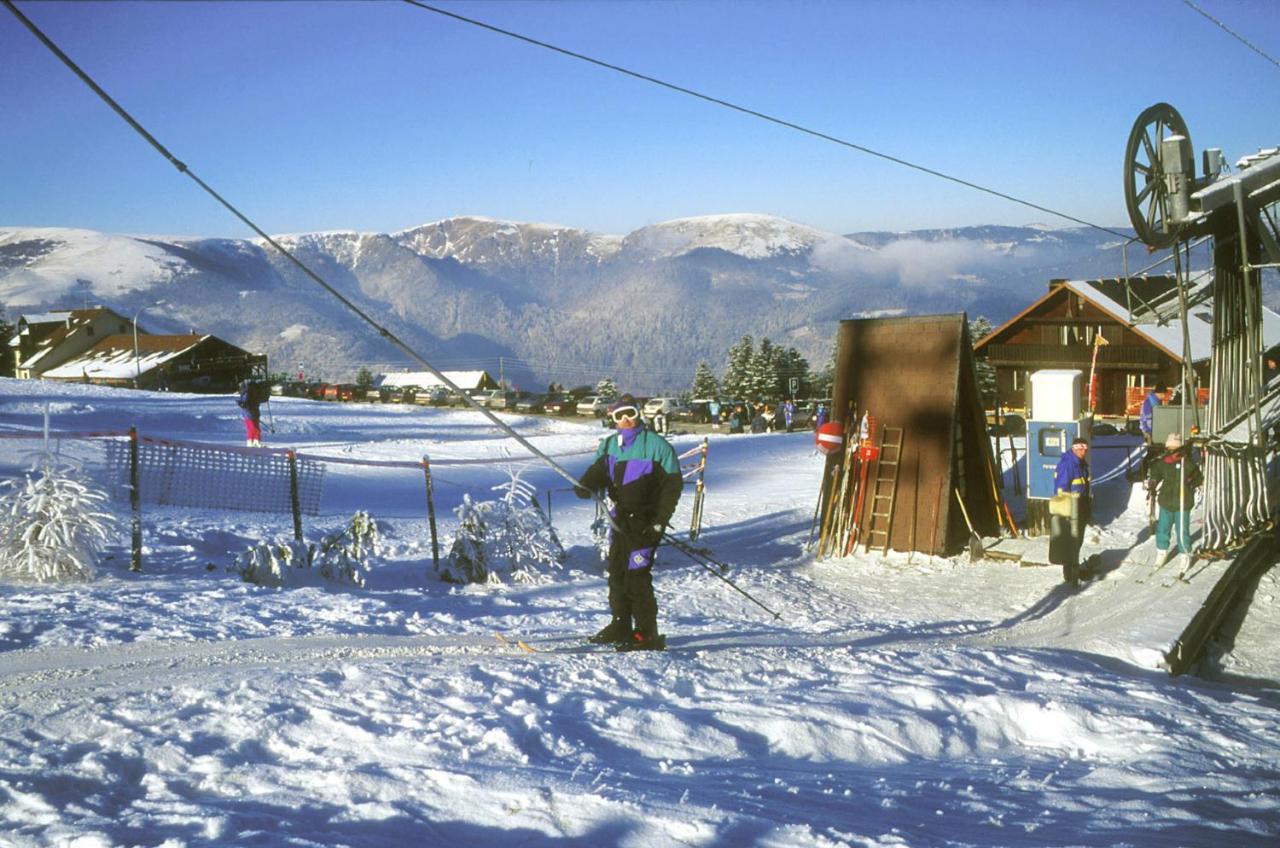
<box><xmin>826</xmin><ymin>314</ymin><xmax>1001</xmax><ymax>556</ymax></box>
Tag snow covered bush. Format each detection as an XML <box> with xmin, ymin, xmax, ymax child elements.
<box><xmin>442</xmin><ymin>470</ymin><xmax>565</xmax><ymax>584</ymax></box>
<box><xmin>0</xmin><ymin>457</ymin><xmax>118</xmax><ymax>583</ymax></box>
<box><xmin>233</xmin><ymin>511</ymin><xmax>378</xmax><ymax>588</ymax></box>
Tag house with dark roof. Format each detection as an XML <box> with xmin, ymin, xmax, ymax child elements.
<box><xmin>974</xmin><ymin>275</ymin><xmax>1280</xmax><ymax>416</ymax></box>
<box><xmin>41</xmin><ymin>333</ymin><xmax>265</xmax><ymax>392</ymax></box>
<box><xmin>9</xmin><ymin>307</ymin><xmax>133</xmax><ymax>379</ymax></box>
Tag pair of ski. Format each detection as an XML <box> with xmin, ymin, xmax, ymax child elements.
<box><xmin>1134</xmin><ymin>551</ymin><xmax>1196</xmax><ymax>585</ymax></box>
<box><xmin>495</xmin><ymin>633</ymin><xmax>667</xmax><ymax>654</ymax></box>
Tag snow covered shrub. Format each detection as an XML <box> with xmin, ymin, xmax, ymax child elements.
<box><xmin>232</xmin><ymin>511</ymin><xmax>378</xmax><ymax>588</ymax></box>
<box><xmin>442</xmin><ymin>470</ymin><xmax>565</xmax><ymax>584</ymax></box>
<box><xmin>0</xmin><ymin>457</ymin><xmax>118</xmax><ymax>583</ymax></box>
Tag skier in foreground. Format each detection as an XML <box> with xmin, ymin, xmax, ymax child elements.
<box><xmin>576</xmin><ymin>394</ymin><xmax>683</xmax><ymax>651</ymax></box>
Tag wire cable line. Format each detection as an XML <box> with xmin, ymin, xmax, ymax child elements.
<box><xmin>1183</xmin><ymin>0</ymin><xmax>1280</xmax><ymax>71</ymax></box>
<box><xmin>403</xmin><ymin>0</ymin><xmax>1130</xmax><ymax>240</ymax></box>
<box><xmin>0</xmin><ymin>0</ymin><xmax>597</xmax><ymax>498</ymax></box>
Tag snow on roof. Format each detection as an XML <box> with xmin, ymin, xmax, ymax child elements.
<box><xmin>42</xmin><ymin>334</ymin><xmax>206</xmax><ymax>380</ymax></box>
<box><xmin>377</xmin><ymin>370</ymin><xmax>490</xmax><ymax>390</ymax></box>
<box><xmin>17</xmin><ymin>311</ymin><xmax>71</xmax><ymax>326</ymax></box>
<box><xmin>1063</xmin><ymin>276</ymin><xmax>1280</xmax><ymax>363</ymax></box>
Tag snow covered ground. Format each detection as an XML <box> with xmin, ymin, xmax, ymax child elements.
<box><xmin>0</xmin><ymin>378</ymin><xmax>1278</xmax><ymax>847</ymax></box>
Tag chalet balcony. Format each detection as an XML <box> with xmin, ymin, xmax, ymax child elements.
<box><xmin>983</xmin><ymin>343</ymin><xmax>1165</xmax><ymax>370</ymax></box>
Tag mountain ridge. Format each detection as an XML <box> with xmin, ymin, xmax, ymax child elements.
<box><xmin>1</xmin><ymin>215</ymin><xmax>1155</xmax><ymax>391</ymax></box>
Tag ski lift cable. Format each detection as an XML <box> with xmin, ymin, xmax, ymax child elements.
<box><xmin>402</xmin><ymin>0</ymin><xmax>1131</xmax><ymax>241</ymax></box>
<box><xmin>1182</xmin><ymin>0</ymin><xmax>1280</xmax><ymax>71</ymax></box>
<box><xmin>0</xmin><ymin>0</ymin><xmax>591</xmax><ymax>497</ymax></box>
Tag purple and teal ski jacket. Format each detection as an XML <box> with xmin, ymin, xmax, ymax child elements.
<box><xmin>1054</xmin><ymin>451</ymin><xmax>1090</xmax><ymax>496</ymax></box>
<box><xmin>577</xmin><ymin>425</ymin><xmax>683</xmax><ymax>528</ymax></box>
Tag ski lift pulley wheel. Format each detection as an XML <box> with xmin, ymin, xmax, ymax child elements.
<box><xmin>1124</xmin><ymin>102</ymin><xmax>1191</xmax><ymax>250</ymax></box>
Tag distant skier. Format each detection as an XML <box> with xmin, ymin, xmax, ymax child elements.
<box><xmin>782</xmin><ymin>399</ymin><xmax>796</xmax><ymax>432</ymax></box>
<box><xmin>575</xmin><ymin>394</ymin><xmax>683</xmax><ymax>651</ymax></box>
<box><xmin>237</xmin><ymin>379</ymin><xmax>264</xmax><ymax>447</ymax></box>
<box><xmin>814</xmin><ymin>403</ymin><xmax>827</xmax><ymax>430</ymax></box>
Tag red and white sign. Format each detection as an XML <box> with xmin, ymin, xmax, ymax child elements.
<box><xmin>815</xmin><ymin>421</ymin><xmax>844</xmax><ymax>455</ymax></box>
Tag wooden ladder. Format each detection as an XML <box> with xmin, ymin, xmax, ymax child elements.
<box><xmin>863</xmin><ymin>426</ymin><xmax>905</xmax><ymax>554</ymax></box>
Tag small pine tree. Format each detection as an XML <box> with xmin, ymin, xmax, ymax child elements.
<box><xmin>355</xmin><ymin>366</ymin><xmax>375</xmax><ymax>389</ymax></box>
<box><xmin>691</xmin><ymin>361</ymin><xmax>719</xmax><ymax>399</ymax></box>
<box><xmin>232</xmin><ymin>511</ymin><xmax>378</xmax><ymax>588</ymax></box>
<box><xmin>442</xmin><ymin>469</ymin><xmax>566</xmax><ymax>585</ymax></box>
<box><xmin>0</xmin><ymin>457</ymin><xmax>118</xmax><ymax>583</ymax></box>
<box><xmin>596</xmin><ymin>377</ymin><xmax>618</xmax><ymax>401</ymax></box>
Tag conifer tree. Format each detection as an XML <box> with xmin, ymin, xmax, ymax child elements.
<box><xmin>691</xmin><ymin>361</ymin><xmax>719</xmax><ymax>399</ymax></box>
<box><xmin>596</xmin><ymin>377</ymin><xmax>618</xmax><ymax>400</ymax></box>
<box><xmin>721</xmin><ymin>335</ymin><xmax>754</xmax><ymax>399</ymax></box>
<box><xmin>748</xmin><ymin>338</ymin><xmax>778</xmax><ymax>400</ymax></box>
<box><xmin>969</xmin><ymin>315</ymin><xmax>997</xmax><ymax>408</ymax></box>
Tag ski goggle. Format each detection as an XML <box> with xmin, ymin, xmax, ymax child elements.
<box><xmin>610</xmin><ymin>405</ymin><xmax>639</xmax><ymax>422</ymax></box>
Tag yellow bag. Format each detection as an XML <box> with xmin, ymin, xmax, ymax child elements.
<box><xmin>1049</xmin><ymin>492</ymin><xmax>1075</xmax><ymax>518</ymax></box>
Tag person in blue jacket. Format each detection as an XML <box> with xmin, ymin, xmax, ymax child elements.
<box><xmin>576</xmin><ymin>394</ymin><xmax>683</xmax><ymax>650</ymax></box>
<box><xmin>1052</xmin><ymin>437</ymin><xmax>1092</xmax><ymax>581</ymax></box>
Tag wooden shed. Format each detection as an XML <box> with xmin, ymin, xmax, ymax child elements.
<box><xmin>823</xmin><ymin>314</ymin><xmax>1003</xmax><ymax>557</ymax></box>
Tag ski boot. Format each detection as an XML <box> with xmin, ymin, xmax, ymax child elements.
<box><xmin>588</xmin><ymin>618</ymin><xmax>631</xmax><ymax>645</ymax></box>
<box><xmin>616</xmin><ymin>629</ymin><xmax>666</xmax><ymax>652</ymax></box>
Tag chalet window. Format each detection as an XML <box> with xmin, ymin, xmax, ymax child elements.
<box><xmin>1011</xmin><ymin>370</ymin><xmax>1027</xmax><ymax>392</ymax></box>
<box><xmin>1061</xmin><ymin>324</ymin><xmax>1105</xmax><ymax>345</ymax></box>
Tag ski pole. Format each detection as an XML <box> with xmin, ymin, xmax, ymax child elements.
<box><xmin>660</xmin><ymin>531</ymin><xmax>782</xmax><ymax>620</ymax></box>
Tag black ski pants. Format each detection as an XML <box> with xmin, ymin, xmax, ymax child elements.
<box><xmin>606</xmin><ymin>540</ymin><xmax>658</xmax><ymax>638</ymax></box>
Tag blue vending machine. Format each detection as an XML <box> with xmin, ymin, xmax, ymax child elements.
<box><xmin>1026</xmin><ymin>370</ymin><xmax>1092</xmax><ymax>500</ymax></box>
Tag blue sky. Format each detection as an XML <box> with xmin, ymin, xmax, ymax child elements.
<box><xmin>2</xmin><ymin>0</ymin><xmax>1278</xmax><ymax>238</ymax></box>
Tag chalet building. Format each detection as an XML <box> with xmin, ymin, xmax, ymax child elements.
<box><xmin>41</xmin><ymin>334</ymin><xmax>266</xmax><ymax>392</ymax></box>
<box><xmin>377</xmin><ymin>370</ymin><xmax>499</xmax><ymax>392</ymax></box>
<box><xmin>974</xmin><ymin>275</ymin><xmax>1280</xmax><ymax>417</ymax></box>
<box><xmin>9</xmin><ymin>307</ymin><xmax>133</xmax><ymax>379</ymax></box>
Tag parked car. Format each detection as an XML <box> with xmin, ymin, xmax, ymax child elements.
<box><xmin>514</xmin><ymin>393</ymin><xmax>546</xmax><ymax>414</ymax></box>
<box><xmin>643</xmin><ymin>397</ymin><xmax>678</xmax><ymax>418</ymax></box>
<box><xmin>673</xmin><ymin>401</ymin><xmax>713</xmax><ymax>424</ymax></box>
<box><xmin>576</xmin><ymin>395</ymin><xmax>608</xmax><ymax>417</ymax></box>
<box><xmin>270</xmin><ymin>380</ymin><xmax>308</xmax><ymax>398</ymax></box>
<box><xmin>544</xmin><ymin>393</ymin><xmax>577</xmax><ymax>416</ymax></box>
<box><xmin>322</xmin><ymin>383</ymin><xmax>359</xmax><ymax>402</ymax></box>
<box><xmin>388</xmin><ymin>386</ymin><xmax>417</xmax><ymax>404</ymax></box>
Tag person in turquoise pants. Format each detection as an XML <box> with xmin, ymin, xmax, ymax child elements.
<box><xmin>1148</xmin><ymin>432</ymin><xmax>1201</xmax><ymax>564</ymax></box>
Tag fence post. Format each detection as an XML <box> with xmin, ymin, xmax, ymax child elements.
<box><xmin>689</xmin><ymin>437</ymin><xmax>708</xmax><ymax>540</ymax></box>
<box><xmin>287</xmin><ymin>449</ymin><xmax>303</xmax><ymax>541</ymax></box>
<box><xmin>422</xmin><ymin>455</ymin><xmax>440</xmax><ymax>573</ymax></box>
<box><xmin>129</xmin><ymin>426</ymin><xmax>142</xmax><ymax>572</ymax></box>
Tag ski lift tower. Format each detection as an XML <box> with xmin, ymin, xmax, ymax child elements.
<box><xmin>1124</xmin><ymin>103</ymin><xmax>1280</xmax><ymax>553</ymax></box>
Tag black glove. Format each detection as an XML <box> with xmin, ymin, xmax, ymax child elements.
<box><xmin>623</xmin><ymin>514</ymin><xmax>664</xmax><ymax>547</ymax></box>
<box><xmin>574</xmin><ymin>484</ymin><xmax>593</xmax><ymax>500</ymax></box>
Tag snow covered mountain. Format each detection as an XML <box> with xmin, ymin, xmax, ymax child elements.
<box><xmin>0</xmin><ymin>216</ymin><xmax>1142</xmax><ymax>390</ymax></box>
